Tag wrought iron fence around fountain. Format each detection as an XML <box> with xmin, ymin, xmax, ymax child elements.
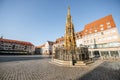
<box><xmin>53</xmin><ymin>46</ymin><xmax>89</xmax><ymax>61</ymax></box>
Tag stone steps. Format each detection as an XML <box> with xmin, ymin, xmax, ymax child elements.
<box><xmin>85</xmin><ymin>61</ymin><xmax>94</xmax><ymax>64</ymax></box>
<box><xmin>52</xmin><ymin>59</ymin><xmax>71</xmax><ymax>66</ymax></box>
<box><xmin>75</xmin><ymin>60</ymin><xmax>94</xmax><ymax>66</ymax></box>
<box><xmin>75</xmin><ymin>61</ymin><xmax>86</xmax><ymax>66</ymax></box>
<box><xmin>51</xmin><ymin>59</ymin><xmax>94</xmax><ymax>67</ymax></box>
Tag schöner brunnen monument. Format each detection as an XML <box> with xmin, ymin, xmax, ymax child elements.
<box><xmin>51</xmin><ymin>7</ymin><xmax>91</xmax><ymax>66</ymax></box>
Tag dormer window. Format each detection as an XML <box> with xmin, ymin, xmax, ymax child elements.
<box><xmin>106</xmin><ymin>22</ymin><xmax>110</xmax><ymax>25</ymax></box>
<box><xmin>107</xmin><ymin>25</ymin><xmax>111</xmax><ymax>29</ymax></box>
<box><xmin>90</xmin><ymin>27</ymin><xmax>92</xmax><ymax>30</ymax></box>
<box><xmin>95</xmin><ymin>30</ymin><xmax>97</xmax><ymax>32</ymax></box>
<box><xmin>95</xmin><ymin>26</ymin><xmax>98</xmax><ymax>29</ymax></box>
<box><xmin>100</xmin><ymin>24</ymin><xmax>104</xmax><ymax>27</ymax></box>
<box><xmin>100</xmin><ymin>28</ymin><xmax>104</xmax><ymax>30</ymax></box>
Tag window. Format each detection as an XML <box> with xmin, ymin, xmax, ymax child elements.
<box><xmin>89</xmin><ymin>32</ymin><xmax>92</xmax><ymax>33</ymax></box>
<box><xmin>103</xmin><ymin>37</ymin><xmax>107</xmax><ymax>40</ymax></box>
<box><xmin>80</xmin><ymin>35</ymin><xmax>82</xmax><ymax>38</ymax></box>
<box><xmin>85</xmin><ymin>35</ymin><xmax>88</xmax><ymax>38</ymax></box>
<box><xmin>100</xmin><ymin>24</ymin><xmax>104</xmax><ymax>27</ymax></box>
<box><xmin>87</xmin><ymin>40</ymin><xmax>89</xmax><ymax>43</ymax></box>
<box><xmin>90</xmin><ymin>39</ymin><xmax>93</xmax><ymax>43</ymax></box>
<box><xmin>12</xmin><ymin>45</ymin><xmax>15</xmax><ymax>49</ymax></box>
<box><xmin>95</xmin><ymin>26</ymin><xmax>98</xmax><ymax>29</ymax></box>
<box><xmin>89</xmin><ymin>34</ymin><xmax>92</xmax><ymax>37</ymax></box>
<box><xmin>5</xmin><ymin>45</ymin><xmax>8</xmax><ymax>47</ymax></box>
<box><xmin>84</xmin><ymin>41</ymin><xmax>86</xmax><ymax>44</ymax></box>
<box><xmin>77</xmin><ymin>36</ymin><xmax>79</xmax><ymax>38</ymax></box>
<box><xmin>19</xmin><ymin>46</ymin><xmax>21</xmax><ymax>48</ymax></box>
<box><xmin>16</xmin><ymin>46</ymin><xmax>18</xmax><ymax>48</ymax></box>
<box><xmin>1</xmin><ymin>41</ymin><xmax>3</xmax><ymax>44</ymax></box>
<box><xmin>100</xmin><ymin>28</ymin><xmax>104</xmax><ymax>30</ymax></box>
<box><xmin>106</xmin><ymin>31</ymin><xmax>110</xmax><ymax>34</ymax></box>
<box><xmin>107</xmin><ymin>36</ymin><xmax>111</xmax><ymax>40</ymax></box>
<box><xmin>94</xmin><ymin>30</ymin><xmax>97</xmax><ymax>32</ymax></box>
<box><xmin>90</xmin><ymin>27</ymin><xmax>92</xmax><ymax>30</ymax></box>
<box><xmin>98</xmin><ymin>33</ymin><xmax>101</xmax><ymax>36</ymax></box>
<box><xmin>106</xmin><ymin>22</ymin><xmax>110</xmax><ymax>25</ymax></box>
<box><xmin>112</xmin><ymin>30</ymin><xmax>115</xmax><ymax>33</ymax></box>
<box><xmin>90</xmin><ymin>34</ymin><xmax>93</xmax><ymax>37</ymax></box>
<box><xmin>94</xmin><ymin>34</ymin><xmax>97</xmax><ymax>37</ymax></box>
<box><xmin>113</xmin><ymin>36</ymin><xmax>117</xmax><ymax>39</ymax></box>
<box><xmin>107</xmin><ymin>25</ymin><xmax>111</xmax><ymax>29</ymax></box>
<box><xmin>98</xmin><ymin>38</ymin><xmax>101</xmax><ymax>41</ymax></box>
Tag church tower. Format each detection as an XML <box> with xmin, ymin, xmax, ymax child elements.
<box><xmin>64</xmin><ymin>7</ymin><xmax>76</xmax><ymax>52</ymax></box>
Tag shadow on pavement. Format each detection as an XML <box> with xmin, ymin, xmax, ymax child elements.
<box><xmin>0</xmin><ymin>55</ymin><xmax>51</xmax><ymax>62</ymax></box>
<box><xmin>77</xmin><ymin>62</ymin><xmax>120</xmax><ymax>80</ymax></box>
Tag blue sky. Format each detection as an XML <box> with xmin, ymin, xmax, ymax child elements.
<box><xmin>0</xmin><ymin>0</ymin><xmax>120</xmax><ymax>46</ymax></box>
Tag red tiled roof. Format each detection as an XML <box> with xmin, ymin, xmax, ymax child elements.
<box><xmin>0</xmin><ymin>38</ymin><xmax>34</xmax><ymax>46</ymax></box>
<box><xmin>76</xmin><ymin>31</ymin><xmax>84</xmax><ymax>39</ymax></box>
<box><xmin>83</xmin><ymin>15</ymin><xmax>116</xmax><ymax>35</ymax></box>
<box><xmin>36</xmin><ymin>44</ymin><xmax>45</xmax><ymax>48</ymax></box>
<box><xmin>55</xmin><ymin>37</ymin><xmax>64</xmax><ymax>44</ymax></box>
<box><xmin>47</xmin><ymin>41</ymin><xmax>54</xmax><ymax>45</ymax></box>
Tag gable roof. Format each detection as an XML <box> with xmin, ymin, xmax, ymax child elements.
<box><xmin>0</xmin><ymin>38</ymin><xmax>34</xmax><ymax>46</ymax></box>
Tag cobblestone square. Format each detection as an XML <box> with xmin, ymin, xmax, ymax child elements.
<box><xmin>0</xmin><ymin>55</ymin><xmax>120</xmax><ymax>80</ymax></box>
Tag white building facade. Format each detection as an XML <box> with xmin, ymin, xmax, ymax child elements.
<box><xmin>36</xmin><ymin>41</ymin><xmax>54</xmax><ymax>55</ymax></box>
<box><xmin>76</xmin><ymin>15</ymin><xmax>120</xmax><ymax>59</ymax></box>
<box><xmin>0</xmin><ymin>38</ymin><xmax>35</xmax><ymax>54</ymax></box>
<box><xmin>52</xmin><ymin>37</ymin><xmax>64</xmax><ymax>54</ymax></box>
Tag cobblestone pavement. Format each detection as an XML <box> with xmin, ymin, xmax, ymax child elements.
<box><xmin>0</xmin><ymin>55</ymin><xmax>120</xmax><ymax>80</ymax></box>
